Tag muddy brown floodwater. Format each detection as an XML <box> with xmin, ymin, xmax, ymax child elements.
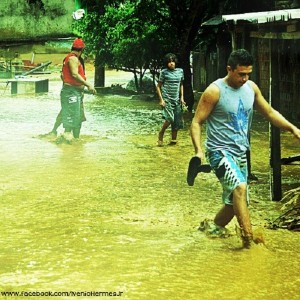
<box><xmin>0</xmin><ymin>69</ymin><xmax>299</xmax><ymax>300</ymax></box>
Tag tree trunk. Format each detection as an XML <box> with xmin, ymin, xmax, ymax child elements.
<box><xmin>181</xmin><ymin>55</ymin><xmax>194</xmax><ymax>112</ymax></box>
<box><xmin>94</xmin><ymin>65</ymin><xmax>105</xmax><ymax>88</ymax></box>
<box><xmin>165</xmin><ymin>0</ymin><xmax>207</xmax><ymax>112</ymax></box>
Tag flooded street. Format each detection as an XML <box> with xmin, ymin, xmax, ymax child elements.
<box><xmin>0</xmin><ymin>70</ymin><xmax>300</xmax><ymax>300</ymax></box>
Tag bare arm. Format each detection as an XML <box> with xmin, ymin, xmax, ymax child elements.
<box><xmin>250</xmin><ymin>81</ymin><xmax>300</xmax><ymax>140</ymax></box>
<box><xmin>156</xmin><ymin>81</ymin><xmax>165</xmax><ymax>107</ymax></box>
<box><xmin>68</xmin><ymin>56</ymin><xmax>96</xmax><ymax>94</ymax></box>
<box><xmin>190</xmin><ymin>83</ymin><xmax>220</xmax><ymax>159</ymax></box>
<box><xmin>180</xmin><ymin>81</ymin><xmax>185</xmax><ymax>105</ymax></box>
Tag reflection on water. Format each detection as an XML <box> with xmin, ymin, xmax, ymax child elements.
<box><xmin>0</xmin><ymin>78</ymin><xmax>300</xmax><ymax>300</ymax></box>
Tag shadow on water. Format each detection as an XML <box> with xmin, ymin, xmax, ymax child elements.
<box><xmin>0</xmin><ymin>77</ymin><xmax>299</xmax><ymax>300</ymax></box>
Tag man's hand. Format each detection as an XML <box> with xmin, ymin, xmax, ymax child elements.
<box><xmin>195</xmin><ymin>150</ymin><xmax>205</xmax><ymax>161</ymax></box>
<box><xmin>291</xmin><ymin>126</ymin><xmax>300</xmax><ymax>141</ymax></box>
<box><xmin>87</xmin><ymin>84</ymin><xmax>97</xmax><ymax>95</ymax></box>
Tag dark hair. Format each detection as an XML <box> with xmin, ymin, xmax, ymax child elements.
<box><xmin>227</xmin><ymin>49</ymin><xmax>253</xmax><ymax>70</ymax></box>
<box><xmin>164</xmin><ymin>53</ymin><xmax>178</xmax><ymax>67</ymax></box>
<box><xmin>79</xmin><ymin>56</ymin><xmax>85</xmax><ymax>73</ymax></box>
<box><xmin>71</xmin><ymin>46</ymin><xmax>84</xmax><ymax>52</ymax></box>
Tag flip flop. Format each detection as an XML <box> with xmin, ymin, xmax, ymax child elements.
<box><xmin>187</xmin><ymin>157</ymin><xmax>201</xmax><ymax>186</ymax></box>
<box><xmin>198</xmin><ymin>164</ymin><xmax>212</xmax><ymax>173</ymax></box>
<box><xmin>187</xmin><ymin>157</ymin><xmax>212</xmax><ymax>186</ymax></box>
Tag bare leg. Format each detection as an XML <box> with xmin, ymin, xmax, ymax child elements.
<box><xmin>52</xmin><ymin>118</ymin><xmax>62</xmax><ymax>133</ymax></box>
<box><xmin>214</xmin><ymin>185</ymin><xmax>253</xmax><ymax>248</ymax></box>
<box><xmin>214</xmin><ymin>204</ymin><xmax>235</xmax><ymax>227</ymax></box>
<box><xmin>158</xmin><ymin>121</ymin><xmax>170</xmax><ymax>143</ymax></box>
<box><xmin>52</xmin><ymin>110</ymin><xmax>62</xmax><ymax>133</ymax></box>
<box><xmin>171</xmin><ymin>130</ymin><xmax>178</xmax><ymax>141</ymax></box>
<box><xmin>232</xmin><ymin>183</ymin><xmax>253</xmax><ymax>248</ymax></box>
<box><xmin>73</xmin><ymin>126</ymin><xmax>81</xmax><ymax>139</ymax></box>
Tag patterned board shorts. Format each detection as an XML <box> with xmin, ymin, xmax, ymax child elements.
<box><xmin>206</xmin><ymin>150</ymin><xmax>249</xmax><ymax>206</ymax></box>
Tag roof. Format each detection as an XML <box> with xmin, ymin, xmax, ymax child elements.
<box><xmin>202</xmin><ymin>15</ymin><xmax>223</xmax><ymax>26</ymax></box>
<box><xmin>222</xmin><ymin>9</ymin><xmax>300</xmax><ymax>24</ymax></box>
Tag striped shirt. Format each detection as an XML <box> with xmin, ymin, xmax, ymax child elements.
<box><xmin>158</xmin><ymin>68</ymin><xmax>184</xmax><ymax>104</ymax></box>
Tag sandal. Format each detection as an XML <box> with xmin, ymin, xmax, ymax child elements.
<box><xmin>168</xmin><ymin>140</ymin><xmax>177</xmax><ymax>146</ymax></box>
<box><xmin>198</xmin><ymin>219</ymin><xmax>231</xmax><ymax>238</ymax></box>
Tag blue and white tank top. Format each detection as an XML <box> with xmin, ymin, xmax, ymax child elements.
<box><xmin>206</xmin><ymin>78</ymin><xmax>255</xmax><ymax>156</ymax></box>
<box><xmin>159</xmin><ymin>68</ymin><xmax>184</xmax><ymax>105</ymax></box>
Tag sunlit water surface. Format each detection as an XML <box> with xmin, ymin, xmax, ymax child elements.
<box><xmin>0</xmin><ymin>76</ymin><xmax>299</xmax><ymax>300</ymax></box>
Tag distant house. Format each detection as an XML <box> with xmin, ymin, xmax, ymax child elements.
<box><xmin>195</xmin><ymin>8</ymin><xmax>300</xmax><ymax>126</ymax></box>
<box><xmin>222</xmin><ymin>9</ymin><xmax>300</xmax><ymax>124</ymax></box>
<box><xmin>194</xmin><ymin>6</ymin><xmax>300</xmax><ymax>200</ymax></box>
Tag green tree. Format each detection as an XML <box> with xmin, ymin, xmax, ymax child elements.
<box><xmin>223</xmin><ymin>0</ymin><xmax>272</xmax><ymax>13</ymax></box>
<box><xmin>74</xmin><ymin>0</ymin><xmax>175</xmax><ymax>92</ymax></box>
<box><xmin>163</xmin><ymin>0</ymin><xmax>211</xmax><ymax>110</ymax></box>
<box><xmin>162</xmin><ymin>0</ymin><xmax>274</xmax><ymax>109</ymax></box>
<box><xmin>75</xmin><ymin>0</ymin><xmax>209</xmax><ymax>106</ymax></box>
<box><xmin>74</xmin><ymin>0</ymin><xmax>274</xmax><ymax>106</ymax></box>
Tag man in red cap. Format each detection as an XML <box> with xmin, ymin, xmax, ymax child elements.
<box><xmin>59</xmin><ymin>37</ymin><xmax>96</xmax><ymax>143</ymax></box>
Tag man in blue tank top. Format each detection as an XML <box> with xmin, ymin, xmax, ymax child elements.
<box><xmin>190</xmin><ymin>49</ymin><xmax>300</xmax><ymax>248</ymax></box>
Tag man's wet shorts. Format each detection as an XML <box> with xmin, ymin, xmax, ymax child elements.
<box><xmin>206</xmin><ymin>150</ymin><xmax>249</xmax><ymax>205</ymax></box>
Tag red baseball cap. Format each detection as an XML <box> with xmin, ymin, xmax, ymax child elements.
<box><xmin>72</xmin><ymin>38</ymin><xmax>85</xmax><ymax>49</ymax></box>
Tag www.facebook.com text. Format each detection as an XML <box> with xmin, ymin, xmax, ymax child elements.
<box><xmin>0</xmin><ymin>290</ymin><xmax>124</xmax><ymax>297</ymax></box>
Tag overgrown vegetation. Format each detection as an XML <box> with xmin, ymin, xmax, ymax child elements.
<box><xmin>0</xmin><ymin>0</ymin><xmax>67</xmax><ymax>18</ymax></box>
<box><xmin>73</xmin><ymin>0</ymin><xmax>275</xmax><ymax>105</ymax></box>
<box><xmin>73</xmin><ymin>0</ymin><xmax>175</xmax><ymax>93</ymax></box>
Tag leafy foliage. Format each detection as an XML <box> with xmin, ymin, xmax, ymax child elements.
<box><xmin>74</xmin><ymin>0</ymin><xmax>176</xmax><ymax>91</ymax></box>
<box><xmin>73</xmin><ymin>0</ymin><xmax>275</xmax><ymax>95</ymax></box>
<box><xmin>223</xmin><ymin>0</ymin><xmax>273</xmax><ymax>13</ymax></box>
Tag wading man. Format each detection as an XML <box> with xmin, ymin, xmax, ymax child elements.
<box><xmin>190</xmin><ymin>49</ymin><xmax>300</xmax><ymax>248</ymax></box>
<box><xmin>60</xmin><ymin>38</ymin><xmax>96</xmax><ymax>143</ymax></box>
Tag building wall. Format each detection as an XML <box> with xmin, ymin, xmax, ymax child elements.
<box><xmin>0</xmin><ymin>0</ymin><xmax>76</xmax><ymax>42</ymax></box>
<box><xmin>277</xmin><ymin>39</ymin><xmax>300</xmax><ymax>123</ymax></box>
<box><xmin>257</xmin><ymin>39</ymin><xmax>270</xmax><ymax>100</ymax></box>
